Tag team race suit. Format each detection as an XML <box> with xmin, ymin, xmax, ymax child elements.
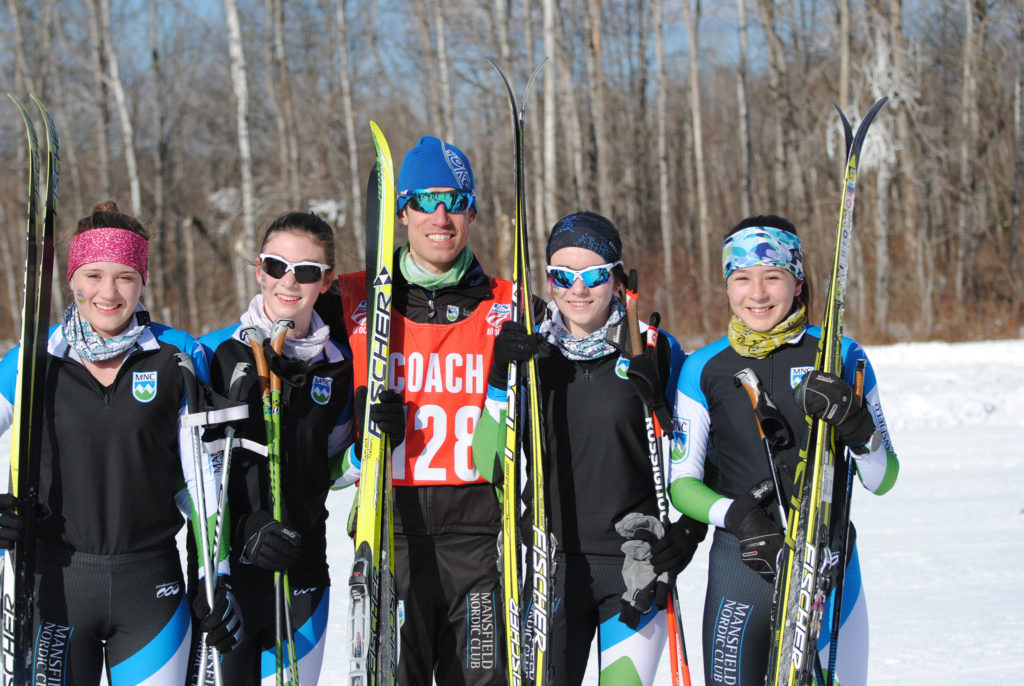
<box><xmin>0</xmin><ymin>314</ymin><xmax>212</xmax><ymax>686</ymax></box>
<box><xmin>669</xmin><ymin>327</ymin><xmax>899</xmax><ymax>686</ymax></box>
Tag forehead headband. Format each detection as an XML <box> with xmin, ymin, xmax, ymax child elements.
<box><xmin>722</xmin><ymin>226</ymin><xmax>804</xmax><ymax>282</ymax></box>
<box><xmin>67</xmin><ymin>227</ymin><xmax>150</xmax><ymax>283</ymax></box>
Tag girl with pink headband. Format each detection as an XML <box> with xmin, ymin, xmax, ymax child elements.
<box><xmin>0</xmin><ymin>201</ymin><xmax>241</xmax><ymax>684</ymax></box>
<box><xmin>667</xmin><ymin>214</ymin><xmax>900</xmax><ymax>686</ymax></box>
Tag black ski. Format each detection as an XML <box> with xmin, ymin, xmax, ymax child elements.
<box><xmin>487</xmin><ymin>58</ymin><xmax>547</xmax><ymax>686</ymax></box>
<box><xmin>2</xmin><ymin>95</ymin><xmax>59</xmax><ymax>684</ymax></box>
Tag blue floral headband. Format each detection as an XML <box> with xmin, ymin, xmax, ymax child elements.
<box><xmin>722</xmin><ymin>226</ymin><xmax>804</xmax><ymax>282</ymax></box>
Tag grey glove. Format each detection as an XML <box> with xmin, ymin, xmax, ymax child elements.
<box><xmin>615</xmin><ymin>512</ymin><xmax>668</xmax><ymax>629</ymax></box>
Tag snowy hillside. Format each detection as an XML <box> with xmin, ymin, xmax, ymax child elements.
<box><xmin>3</xmin><ymin>339</ymin><xmax>1022</xmax><ymax>684</ymax></box>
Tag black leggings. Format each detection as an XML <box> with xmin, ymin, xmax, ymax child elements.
<box><xmin>32</xmin><ymin>542</ymin><xmax>191</xmax><ymax>686</ymax></box>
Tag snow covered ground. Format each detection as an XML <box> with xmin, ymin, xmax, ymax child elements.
<box><xmin>4</xmin><ymin>338</ymin><xmax>1023</xmax><ymax>684</ymax></box>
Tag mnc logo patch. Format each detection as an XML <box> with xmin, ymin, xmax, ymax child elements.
<box><xmin>671</xmin><ymin>418</ymin><xmax>690</xmax><ymax>462</ymax></box>
<box><xmin>132</xmin><ymin>371</ymin><xmax>157</xmax><ymax>403</ymax></box>
<box><xmin>790</xmin><ymin>366</ymin><xmax>813</xmax><ymax>389</ymax></box>
<box><xmin>311</xmin><ymin>376</ymin><xmax>333</xmax><ymax>405</ymax></box>
<box><xmin>615</xmin><ymin>356</ymin><xmax>630</xmax><ymax>380</ymax></box>
<box><xmin>446</xmin><ymin>304</ymin><xmax>461</xmax><ymax>322</ymax></box>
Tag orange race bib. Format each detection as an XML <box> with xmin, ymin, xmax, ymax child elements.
<box><xmin>340</xmin><ymin>272</ymin><xmax>514</xmax><ymax>486</ymax></box>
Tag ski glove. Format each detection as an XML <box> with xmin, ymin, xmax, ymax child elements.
<box><xmin>724</xmin><ymin>479</ymin><xmax>784</xmax><ymax>582</ymax></box>
<box><xmin>239</xmin><ymin>510</ymin><xmax>302</xmax><ymax>571</ymax></box>
<box><xmin>192</xmin><ymin>577</ymin><xmax>244</xmax><ymax>653</ymax></box>
<box><xmin>0</xmin><ymin>494</ymin><xmax>23</xmax><ymax>550</ymax></box>
<box><xmin>488</xmin><ymin>320</ymin><xmax>541</xmax><ymax>388</ymax></box>
<box><xmin>795</xmin><ymin>370</ymin><xmax>876</xmax><ymax>450</ymax></box>
<box><xmin>355</xmin><ymin>386</ymin><xmax>406</xmax><ymax>450</ymax></box>
<box><xmin>625</xmin><ymin>353</ymin><xmax>672</xmax><ymax>430</ymax></box>
<box><xmin>650</xmin><ymin>515</ymin><xmax>708</xmax><ymax>577</ymax></box>
<box><xmin>616</xmin><ymin>512</ymin><xmax>671</xmax><ymax>629</ymax></box>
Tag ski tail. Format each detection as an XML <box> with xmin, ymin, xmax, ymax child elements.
<box><xmin>823</xmin><ymin>357</ymin><xmax>866</xmax><ymax>686</ymax></box>
<box><xmin>349</xmin><ymin>121</ymin><xmax>397</xmax><ymax>686</ymax></box>
<box><xmin>767</xmin><ymin>98</ymin><xmax>887</xmax><ymax>686</ymax></box>
<box><xmin>625</xmin><ymin>270</ymin><xmax>692</xmax><ymax>686</ymax></box>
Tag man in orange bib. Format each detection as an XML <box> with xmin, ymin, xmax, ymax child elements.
<box><xmin>329</xmin><ymin>136</ymin><xmax>512</xmax><ymax>685</ymax></box>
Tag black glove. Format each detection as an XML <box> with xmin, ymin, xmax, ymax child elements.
<box><xmin>794</xmin><ymin>370</ymin><xmax>875</xmax><ymax>449</ymax></box>
<box><xmin>724</xmin><ymin>480</ymin><xmax>784</xmax><ymax>582</ymax></box>
<box><xmin>192</xmin><ymin>577</ymin><xmax>244</xmax><ymax>653</ymax></box>
<box><xmin>626</xmin><ymin>353</ymin><xmax>672</xmax><ymax>430</ymax></box>
<box><xmin>487</xmin><ymin>320</ymin><xmax>541</xmax><ymax>388</ymax></box>
<box><xmin>238</xmin><ymin>510</ymin><xmax>302</xmax><ymax>571</ymax></box>
<box><xmin>650</xmin><ymin>516</ymin><xmax>707</xmax><ymax>577</ymax></box>
<box><xmin>355</xmin><ymin>386</ymin><xmax>406</xmax><ymax>448</ymax></box>
<box><xmin>0</xmin><ymin>494</ymin><xmax>23</xmax><ymax>550</ymax></box>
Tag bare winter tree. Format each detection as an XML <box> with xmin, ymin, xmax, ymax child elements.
<box><xmin>736</xmin><ymin>0</ymin><xmax>753</xmax><ymax>218</ymax></box>
<box><xmin>224</xmin><ymin>0</ymin><xmax>258</xmax><ymax>311</ymax></box>
<box><xmin>98</xmin><ymin>0</ymin><xmax>140</xmax><ymax>217</ymax></box>
<box><xmin>585</xmin><ymin>0</ymin><xmax>611</xmax><ymax>215</ymax></box>
<box><xmin>335</xmin><ymin>0</ymin><xmax>365</xmax><ymax>257</ymax></box>
<box><xmin>682</xmin><ymin>0</ymin><xmax>710</xmax><ymax>295</ymax></box>
<box><xmin>653</xmin><ymin>0</ymin><xmax>673</xmax><ymax>308</ymax></box>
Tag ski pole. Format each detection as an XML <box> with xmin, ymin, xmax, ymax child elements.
<box><xmin>268</xmin><ymin>319</ymin><xmax>301</xmax><ymax>686</ymax></box>
<box><xmin>733</xmin><ymin>368</ymin><xmax>789</xmax><ymax>528</ymax></box>
<box><xmin>624</xmin><ymin>269</ymin><xmax>692</xmax><ymax>686</ymax></box>
<box><xmin>175</xmin><ymin>353</ymin><xmax>224</xmax><ymax>686</ymax></box>
<box><xmin>825</xmin><ymin>358</ymin><xmax>867</xmax><ymax>686</ymax></box>
<box><xmin>211</xmin><ymin>362</ymin><xmax>252</xmax><ymax>565</ymax></box>
<box><xmin>244</xmin><ymin>324</ymin><xmax>298</xmax><ymax>686</ymax></box>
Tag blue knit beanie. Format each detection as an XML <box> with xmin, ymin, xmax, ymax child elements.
<box><xmin>396</xmin><ymin>136</ymin><xmax>476</xmax><ymax>212</ymax></box>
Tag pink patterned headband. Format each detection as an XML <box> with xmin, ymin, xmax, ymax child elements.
<box><xmin>67</xmin><ymin>227</ymin><xmax>149</xmax><ymax>283</ymax></box>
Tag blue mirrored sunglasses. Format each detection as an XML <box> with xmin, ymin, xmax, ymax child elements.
<box><xmin>545</xmin><ymin>261</ymin><xmax>622</xmax><ymax>290</ymax></box>
<box><xmin>403</xmin><ymin>189</ymin><xmax>475</xmax><ymax>214</ymax></box>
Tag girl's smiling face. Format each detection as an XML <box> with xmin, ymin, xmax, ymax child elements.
<box><xmin>726</xmin><ymin>265</ymin><xmax>802</xmax><ymax>332</ymax></box>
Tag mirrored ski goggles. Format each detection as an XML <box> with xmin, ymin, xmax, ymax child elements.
<box><xmin>402</xmin><ymin>189</ymin><xmax>476</xmax><ymax>214</ymax></box>
<box><xmin>259</xmin><ymin>254</ymin><xmax>332</xmax><ymax>284</ymax></box>
<box><xmin>545</xmin><ymin>261</ymin><xmax>622</xmax><ymax>290</ymax></box>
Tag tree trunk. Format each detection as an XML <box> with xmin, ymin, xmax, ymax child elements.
<box><xmin>839</xmin><ymin>0</ymin><xmax>850</xmax><ymax>109</ymax></box>
<box><xmin>182</xmin><ymin>217</ymin><xmax>200</xmax><ymax>335</ymax></box>
<box><xmin>956</xmin><ymin>0</ymin><xmax>980</xmax><ymax>308</ymax></box>
<box><xmin>431</xmin><ymin>0</ymin><xmax>454</xmax><ymax>141</ymax></box>
<box><xmin>527</xmin><ymin>0</ymin><xmax>544</xmax><ymax>285</ymax></box>
<box><xmin>559</xmin><ymin>16</ymin><xmax>585</xmax><ymax>208</ymax></box>
<box><xmin>683</xmin><ymin>0</ymin><xmax>710</xmax><ymax>294</ymax></box>
<box><xmin>0</xmin><ymin>204</ymin><xmax>19</xmax><ymax>334</ymax></box>
<box><xmin>755</xmin><ymin>0</ymin><xmax>788</xmax><ymax>206</ymax></box>
<box><xmin>224</xmin><ymin>0</ymin><xmax>257</xmax><ymax>312</ymax></box>
<box><xmin>585</xmin><ymin>0</ymin><xmax>610</xmax><ymax>214</ymax></box>
<box><xmin>542</xmin><ymin>0</ymin><xmax>558</xmax><ymax>280</ymax></box>
<box><xmin>149</xmin><ymin>1</ymin><xmax>168</xmax><ymax>321</ymax></box>
<box><xmin>335</xmin><ymin>0</ymin><xmax>365</xmax><ymax>258</ymax></box>
<box><xmin>1009</xmin><ymin>4</ymin><xmax>1023</xmax><ymax>296</ymax></box>
<box><xmin>264</xmin><ymin>0</ymin><xmax>300</xmax><ymax>207</ymax></box>
<box><xmin>412</xmin><ymin>0</ymin><xmax>441</xmax><ymax>135</ymax></box>
<box><xmin>653</xmin><ymin>0</ymin><xmax>673</xmax><ymax>316</ymax></box>
<box><xmin>100</xmin><ymin>0</ymin><xmax>142</xmax><ymax>216</ymax></box>
<box><xmin>736</xmin><ymin>0</ymin><xmax>753</xmax><ymax>217</ymax></box>
<box><xmin>86</xmin><ymin>0</ymin><xmax>112</xmax><ymax>200</ymax></box>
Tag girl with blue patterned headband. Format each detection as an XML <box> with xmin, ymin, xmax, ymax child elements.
<box><xmin>666</xmin><ymin>214</ymin><xmax>900</xmax><ymax>686</ymax></box>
